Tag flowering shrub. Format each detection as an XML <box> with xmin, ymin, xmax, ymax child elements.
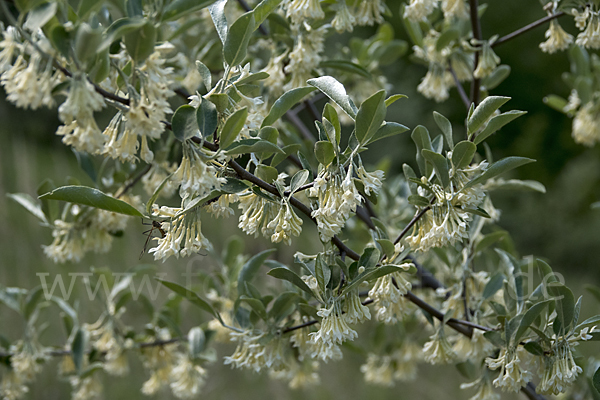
<box><xmin>1</xmin><ymin>0</ymin><xmax>600</xmax><ymax>399</ymax></box>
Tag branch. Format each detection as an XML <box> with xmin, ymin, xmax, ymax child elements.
<box><xmin>492</xmin><ymin>12</ymin><xmax>566</xmax><ymax>48</ymax></box>
<box><xmin>448</xmin><ymin>65</ymin><xmax>471</xmax><ymax>110</ymax></box>
<box><xmin>469</xmin><ymin>0</ymin><xmax>482</xmax><ymax>105</ymax></box>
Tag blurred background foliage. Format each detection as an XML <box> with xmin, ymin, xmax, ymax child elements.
<box><xmin>1</xmin><ymin>0</ymin><xmax>599</xmax><ymax>399</ymax></box>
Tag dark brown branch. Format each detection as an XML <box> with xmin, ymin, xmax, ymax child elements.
<box><xmin>115</xmin><ymin>163</ymin><xmax>152</xmax><ymax>198</ymax></box>
<box><xmin>492</xmin><ymin>12</ymin><xmax>566</xmax><ymax>48</ymax></box>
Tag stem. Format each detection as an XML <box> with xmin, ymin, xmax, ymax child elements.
<box><xmin>492</xmin><ymin>12</ymin><xmax>566</xmax><ymax>48</ymax></box>
<box><xmin>392</xmin><ymin>207</ymin><xmax>430</xmax><ymax>245</ymax></box>
<box><xmin>115</xmin><ymin>164</ymin><xmax>152</xmax><ymax>198</ymax></box>
<box><xmin>469</xmin><ymin>0</ymin><xmax>482</xmax><ymax>105</ymax></box>
<box><xmin>448</xmin><ymin>65</ymin><xmax>471</xmax><ymax>110</ymax></box>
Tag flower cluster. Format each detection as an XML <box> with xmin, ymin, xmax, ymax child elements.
<box><xmin>573</xmin><ymin>5</ymin><xmax>600</xmax><ymax>49</ymax></box>
<box><xmin>149</xmin><ymin>204</ymin><xmax>211</xmax><ymax>261</ymax></box>
<box><xmin>368</xmin><ymin>264</ymin><xmax>414</xmax><ymax>324</ymax></box>
<box><xmin>405</xmin><ymin>161</ymin><xmax>487</xmax><ymax>252</ymax></box>
<box><xmin>404</xmin><ymin>0</ymin><xmax>468</xmax><ymax>21</ymax></box>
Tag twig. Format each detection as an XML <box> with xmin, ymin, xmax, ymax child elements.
<box><xmin>448</xmin><ymin>65</ymin><xmax>471</xmax><ymax>110</ymax></box>
<box><xmin>115</xmin><ymin>164</ymin><xmax>152</xmax><ymax>198</ymax></box>
<box><xmin>393</xmin><ymin>207</ymin><xmax>430</xmax><ymax>245</ymax></box>
<box><xmin>492</xmin><ymin>12</ymin><xmax>566</xmax><ymax>48</ymax></box>
<box><xmin>469</xmin><ymin>0</ymin><xmax>482</xmax><ymax>106</ymax></box>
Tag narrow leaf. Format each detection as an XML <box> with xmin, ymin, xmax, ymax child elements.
<box><xmin>261</xmin><ymin>86</ymin><xmax>316</xmax><ymax>128</ymax></box>
<box><xmin>368</xmin><ymin>122</ymin><xmax>409</xmax><ymax>144</ymax></box>
<box><xmin>157</xmin><ymin>279</ymin><xmax>223</xmax><ymax>323</ymax></box>
<box><xmin>40</xmin><ymin>186</ymin><xmax>143</xmax><ymax>217</ymax></box>
<box><xmin>461</xmin><ymin>157</ymin><xmax>535</xmax><ymax>191</ymax></box>
<box><xmin>7</xmin><ymin>193</ymin><xmax>47</xmax><ymax>223</ymax></box>
<box><xmin>355</xmin><ymin>90</ymin><xmax>387</xmax><ymax>144</ymax></box>
<box><xmin>238</xmin><ymin>249</ymin><xmax>277</xmax><ymax>290</ymax></box>
<box><xmin>208</xmin><ymin>0</ymin><xmax>228</xmax><ymax>44</ymax></box>
<box><xmin>474</xmin><ymin>110</ymin><xmax>527</xmax><ymax>145</ymax></box>
<box><xmin>422</xmin><ymin>149</ymin><xmax>450</xmax><ymax>188</ymax></box>
<box><xmin>307</xmin><ymin>76</ymin><xmax>357</xmax><ymax>119</ymax></box>
<box><xmin>267</xmin><ymin>267</ymin><xmax>313</xmax><ymax>295</ymax></box>
<box><xmin>467</xmin><ymin>96</ymin><xmax>511</xmax><ymax>135</ymax></box>
<box><xmin>433</xmin><ymin>111</ymin><xmax>453</xmax><ymax>148</ymax></box>
<box><xmin>223</xmin><ymin>11</ymin><xmax>255</xmax><ymax>66</ymax></box>
<box><xmin>220</xmin><ymin>107</ymin><xmax>248</xmax><ymax>149</ymax></box>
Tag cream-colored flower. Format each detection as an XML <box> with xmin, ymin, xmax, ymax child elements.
<box><xmin>70</xmin><ymin>374</ymin><xmax>103</xmax><ymax>400</ymax></box>
<box><xmin>344</xmin><ymin>290</ymin><xmax>371</xmax><ymax>324</ymax></box>
<box><xmin>284</xmin><ymin>23</ymin><xmax>326</xmax><ymax>90</ymax></box>
<box><xmin>485</xmin><ymin>347</ymin><xmax>532</xmax><ymax>392</ymax></box>
<box><xmin>417</xmin><ymin>65</ymin><xmax>454</xmax><ymax>102</ymax></box>
<box><xmin>442</xmin><ymin>0</ymin><xmax>468</xmax><ymax>19</ymax></box>
<box><xmin>404</xmin><ymin>0</ymin><xmax>437</xmax><ymax>22</ymax></box>
<box><xmin>267</xmin><ymin>200</ymin><xmax>303</xmax><ymax>245</ymax></box>
<box><xmin>361</xmin><ymin>353</ymin><xmax>395</xmax><ymax>386</ymax></box>
<box><xmin>537</xmin><ymin>339</ymin><xmax>582</xmax><ymax>395</ymax></box>
<box><xmin>423</xmin><ymin>325</ymin><xmax>456</xmax><ymax>364</ymax></box>
<box><xmin>356</xmin><ymin>0</ymin><xmax>386</xmax><ymax>25</ymax></box>
<box><xmin>474</xmin><ymin>42</ymin><xmax>500</xmax><ymax>79</ymax></box>
<box><xmin>540</xmin><ymin>20</ymin><xmax>573</xmax><ymax>53</ymax></box>
<box><xmin>169</xmin><ymin>354</ymin><xmax>207</xmax><ymax>399</ymax></box>
<box><xmin>575</xmin><ymin>11</ymin><xmax>600</xmax><ymax>49</ymax></box>
<box><xmin>310</xmin><ymin>301</ymin><xmax>358</xmax><ymax>345</ymax></box>
<box><xmin>172</xmin><ymin>141</ymin><xmax>225</xmax><ymax>200</ymax></box>
<box><xmin>460</xmin><ymin>375</ymin><xmax>500</xmax><ymax>400</ymax></box>
<box><xmin>332</xmin><ymin>1</ymin><xmax>356</xmax><ymax>32</ymax></box>
<box><xmin>286</xmin><ymin>0</ymin><xmax>325</xmax><ymax>23</ymax></box>
<box><xmin>149</xmin><ymin>205</ymin><xmax>211</xmax><ymax>261</ymax></box>
<box><xmin>572</xmin><ymin>101</ymin><xmax>600</xmax><ymax>146</ymax></box>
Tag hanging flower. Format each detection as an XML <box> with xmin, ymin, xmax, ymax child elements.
<box><xmin>332</xmin><ymin>1</ymin><xmax>356</xmax><ymax>32</ymax></box>
<box><xmin>172</xmin><ymin>141</ymin><xmax>225</xmax><ymax>200</ymax></box>
<box><xmin>310</xmin><ymin>300</ymin><xmax>358</xmax><ymax>345</ymax></box>
<box><xmin>485</xmin><ymin>347</ymin><xmax>533</xmax><ymax>392</ymax></box>
<box><xmin>149</xmin><ymin>205</ymin><xmax>211</xmax><ymax>261</ymax></box>
<box><xmin>266</xmin><ymin>200</ymin><xmax>303</xmax><ymax>245</ymax></box>
<box><xmin>572</xmin><ymin>101</ymin><xmax>600</xmax><ymax>146</ymax></box>
<box><xmin>441</xmin><ymin>0</ymin><xmax>468</xmax><ymax>19</ymax></box>
<box><xmin>356</xmin><ymin>0</ymin><xmax>386</xmax><ymax>25</ymax></box>
<box><xmin>169</xmin><ymin>354</ymin><xmax>207</xmax><ymax>399</ymax></box>
<box><xmin>286</xmin><ymin>0</ymin><xmax>325</xmax><ymax>24</ymax></box>
<box><xmin>423</xmin><ymin>325</ymin><xmax>456</xmax><ymax>364</ymax></box>
<box><xmin>537</xmin><ymin>339</ymin><xmax>582</xmax><ymax>395</ymax></box>
<box><xmin>474</xmin><ymin>42</ymin><xmax>501</xmax><ymax>79</ymax></box>
<box><xmin>361</xmin><ymin>353</ymin><xmax>395</xmax><ymax>386</ymax></box>
<box><xmin>540</xmin><ymin>20</ymin><xmax>573</xmax><ymax>53</ymax></box>
<box><xmin>284</xmin><ymin>23</ymin><xmax>327</xmax><ymax>90</ymax></box>
<box><xmin>403</xmin><ymin>0</ymin><xmax>437</xmax><ymax>22</ymax></box>
<box><xmin>238</xmin><ymin>189</ymin><xmax>280</xmax><ymax>238</ymax></box>
<box><xmin>344</xmin><ymin>290</ymin><xmax>371</xmax><ymax>324</ymax></box>
<box><xmin>417</xmin><ymin>64</ymin><xmax>453</xmax><ymax>102</ymax></box>
<box><xmin>460</xmin><ymin>375</ymin><xmax>501</xmax><ymax>400</ymax></box>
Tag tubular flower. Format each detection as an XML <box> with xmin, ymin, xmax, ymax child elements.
<box><xmin>540</xmin><ymin>20</ymin><xmax>573</xmax><ymax>53</ymax></box>
<box><xmin>238</xmin><ymin>190</ymin><xmax>280</xmax><ymax>239</ymax></box>
<box><xmin>332</xmin><ymin>1</ymin><xmax>356</xmax><ymax>32</ymax></box>
<box><xmin>286</xmin><ymin>0</ymin><xmax>325</xmax><ymax>24</ymax></box>
<box><xmin>442</xmin><ymin>0</ymin><xmax>468</xmax><ymax>19</ymax></box>
<box><xmin>224</xmin><ymin>331</ymin><xmax>285</xmax><ymax>373</ymax></box>
<box><xmin>361</xmin><ymin>353</ymin><xmax>395</xmax><ymax>386</ymax></box>
<box><xmin>3</xmin><ymin>51</ymin><xmax>56</xmax><ymax>110</ymax></box>
<box><xmin>575</xmin><ymin>9</ymin><xmax>600</xmax><ymax>49</ymax></box>
<box><xmin>460</xmin><ymin>375</ymin><xmax>500</xmax><ymax>400</ymax></box>
<box><xmin>310</xmin><ymin>301</ymin><xmax>358</xmax><ymax>346</ymax></box>
<box><xmin>356</xmin><ymin>0</ymin><xmax>386</xmax><ymax>26</ymax></box>
<box><xmin>537</xmin><ymin>339</ymin><xmax>582</xmax><ymax>395</ymax></box>
<box><xmin>356</xmin><ymin>159</ymin><xmax>384</xmax><ymax>195</ymax></box>
<box><xmin>70</xmin><ymin>374</ymin><xmax>103</xmax><ymax>400</ymax></box>
<box><xmin>417</xmin><ymin>64</ymin><xmax>453</xmax><ymax>102</ymax></box>
<box><xmin>206</xmin><ymin>194</ymin><xmax>239</xmax><ymax>218</ymax></box>
<box><xmin>485</xmin><ymin>347</ymin><xmax>533</xmax><ymax>392</ymax></box>
<box><xmin>169</xmin><ymin>354</ymin><xmax>207</xmax><ymax>399</ymax></box>
<box><xmin>172</xmin><ymin>141</ymin><xmax>225</xmax><ymax>200</ymax></box>
<box><xmin>310</xmin><ymin>164</ymin><xmax>362</xmax><ymax>242</ymax></box>
<box><xmin>344</xmin><ymin>290</ymin><xmax>371</xmax><ymax>324</ymax></box>
<box><xmin>474</xmin><ymin>42</ymin><xmax>501</xmax><ymax>79</ymax></box>
<box><xmin>368</xmin><ymin>267</ymin><xmax>413</xmax><ymax>324</ymax></box>
<box><xmin>403</xmin><ymin>0</ymin><xmax>437</xmax><ymax>22</ymax></box>
<box><xmin>423</xmin><ymin>325</ymin><xmax>456</xmax><ymax>365</ymax></box>
<box><xmin>572</xmin><ymin>101</ymin><xmax>600</xmax><ymax>146</ymax></box>
<box><xmin>0</xmin><ymin>25</ymin><xmax>21</xmax><ymax>73</ymax></box>
<box><xmin>266</xmin><ymin>200</ymin><xmax>303</xmax><ymax>245</ymax></box>
<box><xmin>140</xmin><ymin>331</ymin><xmax>179</xmax><ymax>396</ymax></box>
<box><xmin>262</xmin><ymin>49</ymin><xmax>288</xmax><ymax>98</ymax></box>
<box><xmin>284</xmin><ymin>23</ymin><xmax>326</xmax><ymax>90</ymax></box>
<box><xmin>149</xmin><ymin>205</ymin><xmax>211</xmax><ymax>261</ymax></box>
